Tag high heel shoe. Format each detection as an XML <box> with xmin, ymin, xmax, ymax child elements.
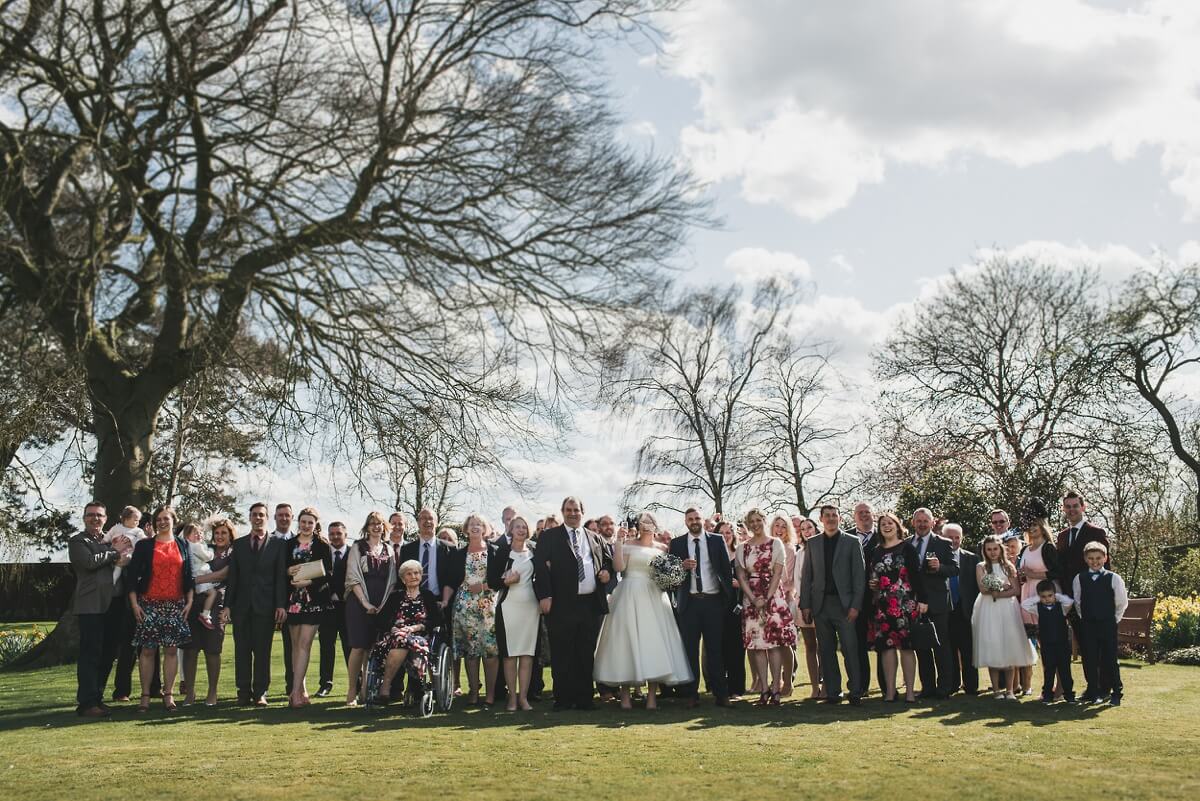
<box><xmin>162</xmin><ymin>693</ymin><xmax>177</xmax><ymax>711</ymax></box>
<box><xmin>768</xmin><ymin>691</ymin><xmax>781</xmax><ymax>706</ymax></box>
<box><xmin>136</xmin><ymin>694</ymin><xmax>151</xmax><ymax>713</ymax></box>
<box><xmin>754</xmin><ymin>691</ymin><xmax>770</xmax><ymax>706</ymax></box>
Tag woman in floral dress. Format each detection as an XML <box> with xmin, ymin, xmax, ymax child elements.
<box><xmin>867</xmin><ymin>512</ymin><xmax>927</xmax><ymax>702</ymax></box>
<box><xmin>452</xmin><ymin>513</ymin><xmax>499</xmax><ymax>705</ymax></box>
<box><xmin>377</xmin><ymin>560</ymin><xmax>443</xmax><ymax>701</ymax></box>
<box><xmin>734</xmin><ymin>508</ymin><xmax>796</xmax><ymax>706</ymax></box>
<box><xmin>283</xmin><ymin>507</ymin><xmax>333</xmax><ymax>708</ymax></box>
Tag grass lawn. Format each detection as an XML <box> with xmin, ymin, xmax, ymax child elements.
<box><xmin>1</xmin><ymin>624</ymin><xmax>1199</xmax><ymax>801</ymax></box>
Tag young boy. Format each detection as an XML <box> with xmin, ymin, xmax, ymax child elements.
<box><xmin>1071</xmin><ymin>542</ymin><xmax>1129</xmax><ymax>706</ymax></box>
<box><xmin>1021</xmin><ymin>579</ymin><xmax>1075</xmax><ymax>703</ymax></box>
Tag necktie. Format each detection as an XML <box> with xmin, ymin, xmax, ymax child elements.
<box><xmin>918</xmin><ymin>536</ymin><xmax>927</xmax><ymax>562</ymax></box>
<box><xmin>1069</xmin><ymin>526</ymin><xmax>1078</xmax><ymax>547</ymax></box>
<box><xmin>252</xmin><ymin>535</ymin><xmax>262</xmax><ymax>553</ymax></box>
<box><xmin>949</xmin><ymin>574</ymin><xmax>960</xmax><ymax>608</ymax></box>
<box><xmin>421</xmin><ymin>542</ymin><xmax>431</xmax><ymax>591</ymax></box>
<box><xmin>571</xmin><ymin>529</ymin><xmax>585</xmax><ymax>582</ymax></box>
<box><xmin>693</xmin><ymin>538</ymin><xmax>703</xmax><ymax>592</ymax></box>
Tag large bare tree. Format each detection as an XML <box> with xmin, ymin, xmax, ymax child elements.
<box><xmin>0</xmin><ymin>0</ymin><xmax>698</xmax><ymax>521</ymax></box>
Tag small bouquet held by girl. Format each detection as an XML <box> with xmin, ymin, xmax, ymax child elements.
<box><xmin>650</xmin><ymin>553</ymin><xmax>687</xmax><ymax>592</ymax></box>
<box><xmin>980</xmin><ymin>571</ymin><xmax>1007</xmax><ymax>600</ymax></box>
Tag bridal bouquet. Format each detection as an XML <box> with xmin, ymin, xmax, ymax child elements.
<box><xmin>980</xmin><ymin>572</ymin><xmax>1007</xmax><ymax>600</ymax></box>
<box><xmin>650</xmin><ymin>553</ymin><xmax>686</xmax><ymax>592</ymax></box>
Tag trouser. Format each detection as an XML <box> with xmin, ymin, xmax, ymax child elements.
<box><xmin>547</xmin><ymin>607</ymin><xmax>601</xmax><ymax>708</ymax></box>
<box><xmin>317</xmin><ymin>604</ymin><xmax>350</xmax><ymax>689</ymax></box>
<box><xmin>76</xmin><ymin>613</ymin><xmax>111</xmax><ymax>709</ymax></box>
<box><xmin>721</xmin><ymin>606</ymin><xmax>746</xmax><ymax>695</ymax></box>
<box><xmin>232</xmin><ymin>609</ymin><xmax>276</xmax><ymax>699</ymax></box>
<box><xmin>814</xmin><ymin>596</ymin><xmax>861</xmax><ymax>699</ymax></box>
<box><xmin>281</xmin><ymin>620</ymin><xmax>294</xmax><ymax>693</ymax></box>
<box><xmin>853</xmin><ymin>607</ymin><xmax>872</xmax><ymax>696</ymax></box>
<box><xmin>1040</xmin><ymin>639</ymin><xmax>1074</xmax><ymax>699</ymax></box>
<box><xmin>916</xmin><ymin>611</ymin><xmax>953</xmax><ymax>695</ymax></box>
<box><xmin>678</xmin><ymin>594</ymin><xmax>727</xmax><ymax>699</ymax></box>
<box><xmin>1082</xmin><ymin>620</ymin><xmax>1122</xmax><ymax>699</ymax></box>
<box><xmin>948</xmin><ymin>609</ymin><xmax>978</xmax><ymax>693</ymax></box>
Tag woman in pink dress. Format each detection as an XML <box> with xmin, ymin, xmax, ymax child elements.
<box><xmin>1017</xmin><ymin>520</ymin><xmax>1061</xmax><ymax>696</ymax></box>
<box><xmin>734</xmin><ymin>508</ymin><xmax>796</xmax><ymax>706</ymax></box>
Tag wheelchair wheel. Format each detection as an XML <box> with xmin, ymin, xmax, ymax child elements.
<box><xmin>433</xmin><ymin>641</ymin><xmax>453</xmax><ymax>712</ymax></box>
<box><xmin>363</xmin><ymin>646</ymin><xmax>387</xmax><ymax>711</ymax></box>
<box><xmin>420</xmin><ymin>688</ymin><xmax>435</xmax><ymax>718</ymax></box>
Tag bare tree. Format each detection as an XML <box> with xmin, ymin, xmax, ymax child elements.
<box><xmin>0</xmin><ymin>0</ymin><xmax>700</xmax><ymax>522</ymax></box>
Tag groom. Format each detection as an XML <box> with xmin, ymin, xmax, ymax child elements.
<box><xmin>670</xmin><ymin>507</ymin><xmax>734</xmax><ymax>707</ymax></box>
<box><xmin>533</xmin><ymin>496</ymin><xmax>613</xmax><ymax>711</ymax></box>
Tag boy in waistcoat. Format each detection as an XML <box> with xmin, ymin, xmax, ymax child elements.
<box><xmin>1071</xmin><ymin>542</ymin><xmax>1129</xmax><ymax>706</ymax></box>
<box><xmin>1021</xmin><ymin>579</ymin><xmax>1075</xmax><ymax>703</ymax></box>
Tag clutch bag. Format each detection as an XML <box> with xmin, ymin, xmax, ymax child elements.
<box><xmin>294</xmin><ymin>561</ymin><xmax>326</xmax><ymax>582</ymax></box>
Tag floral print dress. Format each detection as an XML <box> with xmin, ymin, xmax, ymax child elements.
<box><xmin>382</xmin><ymin>593</ymin><xmax>432</xmax><ymax>679</ymax></box>
<box><xmin>737</xmin><ymin>538</ymin><xmax>797</xmax><ymax>650</ymax></box>
<box><xmin>453</xmin><ymin>549</ymin><xmax>498</xmax><ymax>659</ymax></box>
<box><xmin>868</xmin><ymin>542</ymin><xmax>925</xmax><ymax>650</ymax></box>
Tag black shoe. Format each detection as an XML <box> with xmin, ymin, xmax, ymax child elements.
<box><xmin>848</xmin><ymin>696</ymin><xmax>862</xmax><ymax>706</ymax></box>
<box><xmin>576</xmin><ymin>702</ymin><xmax>597</xmax><ymax>711</ymax></box>
<box><xmin>552</xmin><ymin>702</ymin><xmax>571</xmax><ymax>712</ymax></box>
<box><xmin>963</xmin><ymin>689</ymin><xmax>980</xmax><ymax>696</ymax></box>
<box><xmin>1078</xmin><ymin>695</ymin><xmax>1098</xmax><ymax>704</ymax></box>
<box><xmin>527</xmin><ymin>693</ymin><xmax>543</xmax><ymax>702</ymax></box>
<box><xmin>315</xmin><ymin>686</ymin><xmax>332</xmax><ymax>698</ymax></box>
<box><xmin>1109</xmin><ymin>696</ymin><xmax>1122</xmax><ymax>707</ymax></box>
<box><xmin>822</xmin><ymin>695</ymin><xmax>843</xmax><ymax>704</ymax></box>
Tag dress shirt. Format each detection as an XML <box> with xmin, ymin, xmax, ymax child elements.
<box><xmin>330</xmin><ymin>545</ymin><xmax>348</xmax><ymax>601</ymax></box>
<box><xmin>570</xmin><ymin>526</ymin><xmax>596</xmax><ymax>595</ymax></box>
<box><xmin>915</xmin><ymin>533</ymin><xmax>932</xmax><ymax>562</ymax></box>
<box><xmin>1063</xmin><ymin>516</ymin><xmax>1087</xmax><ymax>547</ymax></box>
<box><xmin>418</xmin><ymin>536</ymin><xmax>441</xmax><ymax>595</ymax></box>
<box><xmin>689</xmin><ymin>534</ymin><xmax>720</xmax><ymax>595</ymax></box>
<box><xmin>1071</xmin><ymin>569</ymin><xmax>1129</xmax><ymax>623</ymax></box>
<box><xmin>271</xmin><ymin>529</ymin><xmax>292</xmax><ymax>541</ymax></box>
<box><xmin>1021</xmin><ymin>593</ymin><xmax>1074</xmax><ymax>615</ymax></box>
<box><xmin>855</xmin><ymin>529</ymin><xmax>874</xmax><ymax>548</ymax></box>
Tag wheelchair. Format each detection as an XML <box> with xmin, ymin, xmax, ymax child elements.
<box><xmin>363</xmin><ymin>625</ymin><xmax>453</xmax><ymax>716</ymax></box>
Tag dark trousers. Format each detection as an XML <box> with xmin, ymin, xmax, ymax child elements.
<box><xmin>1081</xmin><ymin>620</ymin><xmax>1122</xmax><ymax>699</ymax></box>
<box><xmin>678</xmin><ymin>594</ymin><xmax>727</xmax><ymax>700</ymax></box>
<box><xmin>547</xmin><ymin>607</ymin><xmax>601</xmax><ymax>708</ymax></box>
<box><xmin>814</xmin><ymin>596</ymin><xmax>861</xmax><ymax>699</ymax></box>
<box><xmin>232</xmin><ymin>609</ymin><xmax>276</xmax><ymax>699</ymax></box>
<box><xmin>76</xmin><ymin>613</ymin><xmax>112</xmax><ymax>709</ymax></box>
<box><xmin>721</xmin><ymin>607</ymin><xmax>745</xmax><ymax>696</ymax></box>
<box><xmin>102</xmin><ymin>596</ymin><xmax>135</xmax><ymax>698</ymax></box>
<box><xmin>1040</xmin><ymin>639</ymin><xmax>1074</xmax><ymax>699</ymax></box>
<box><xmin>852</xmin><ymin>608</ymin><xmax>872</xmax><ymax>696</ymax></box>
<box><xmin>281</xmin><ymin>622</ymin><xmax>294</xmax><ymax>694</ymax></box>
<box><xmin>317</xmin><ymin>604</ymin><xmax>350</xmax><ymax>690</ymax></box>
<box><xmin>948</xmin><ymin>609</ymin><xmax>978</xmax><ymax>693</ymax></box>
<box><xmin>916</xmin><ymin>610</ymin><xmax>953</xmax><ymax>695</ymax></box>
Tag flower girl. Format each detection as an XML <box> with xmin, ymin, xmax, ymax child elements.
<box><xmin>972</xmin><ymin>534</ymin><xmax>1036</xmax><ymax>699</ymax></box>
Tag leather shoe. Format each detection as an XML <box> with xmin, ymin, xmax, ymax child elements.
<box><xmin>848</xmin><ymin>695</ymin><xmax>862</xmax><ymax>706</ymax></box>
<box><xmin>685</xmin><ymin>698</ymin><xmax>701</xmax><ymax>709</ymax></box>
<box><xmin>237</xmin><ymin>692</ymin><xmax>252</xmax><ymax>706</ymax></box>
<box><xmin>315</xmin><ymin>686</ymin><xmax>332</xmax><ymax>698</ymax></box>
<box><xmin>822</xmin><ymin>695</ymin><xmax>843</xmax><ymax>704</ymax></box>
<box><xmin>78</xmin><ymin>705</ymin><xmax>110</xmax><ymax>718</ymax></box>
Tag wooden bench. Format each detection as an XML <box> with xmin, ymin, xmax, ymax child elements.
<box><xmin>1118</xmin><ymin>597</ymin><xmax>1157</xmax><ymax>662</ymax></box>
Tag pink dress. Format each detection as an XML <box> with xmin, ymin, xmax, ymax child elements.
<box><xmin>1018</xmin><ymin>543</ymin><xmax>1054</xmax><ymax>626</ymax></box>
<box><xmin>736</xmin><ymin>539</ymin><xmax>797</xmax><ymax>650</ymax></box>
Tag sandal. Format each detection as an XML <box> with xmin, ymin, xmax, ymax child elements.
<box><xmin>136</xmin><ymin>694</ymin><xmax>151</xmax><ymax>713</ymax></box>
<box><xmin>162</xmin><ymin>694</ymin><xmax>177</xmax><ymax>711</ymax></box>
<box><xmin>769</xmin><ymin>691</ymin><xmax>781</xmax><ymax>706</ymax></box>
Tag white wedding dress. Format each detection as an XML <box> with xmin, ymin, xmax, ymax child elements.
<box><xmin>593</xmin><ymin>544</ymin><xmax>694</xmax><ymax>686</ymax></box>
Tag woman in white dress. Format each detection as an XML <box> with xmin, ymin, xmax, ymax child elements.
<box><xmin>593</xmin><ymin>511</ymin><xmax>693</xmax><ymax>709</ymax></box>
<box><xmin>489</xmin><ymin>514</ymin><xmax>539</xmax><ymax>712</ymax></box>
<box><xmin>973</xmin><ymin>534</ymin><xmax>1037</xmax><ymax>700</ymax></box>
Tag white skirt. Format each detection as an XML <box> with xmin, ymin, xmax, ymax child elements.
<box><xmin>972</xmin><ymin>594</ymin><xmax>1037</xmax><ymax>669</ymax></box>
<box><xmin>593</xmin><ymin>575</ymin><xmax>694</xmax><ymax>686</ymax></box>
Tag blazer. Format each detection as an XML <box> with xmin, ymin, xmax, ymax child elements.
<box><xmin>449</xmin><ymin>542</ymin><xmax>498</xmax><ymax>590</ymax></box>
<box><xmin>953</xmin><ymin>547</ymin><xmax>981</xmax><ymax>617</ymax></box>
<box><xmin>224</xmin><ymin>533</ymin><xmax>288</xmax><ymax>615</ymax></box>
<box><xmin>486</xmin><ymin>541</ymin><xmax>536</xmax><ymax>605</ymax></box>
<box><xmin>668</xmin><ymin>532</ymin><xmax>735</xmax><ymax>613</ymax></box>
<box><xmin>68</xmin><ymin>532</ymin><xmax>120</xmax><ymax>614</ymax></box>
<box><xmin>126</xmin><ymin>536</ymin><xmax>194</xmax><ymax>598</ymax></box>
<box><xmin>532</xmin><ymin>524</ymin><xmax>613</xmax><ymax>616</ymax></box>
<box><xmin>1056</xmin><ymin>521</ymin><xmax>1109</xmax><ymax>596</ymax></box>
<box><xmin>398</xmin><ymin>537</ymin><xmax>457</xmax><ymax>599</ymax></box>
<box><xmin>283</xmin><ymin>536</ymin><xmax>334</xmax><ymax>608</ymax></box>
<box><xmin>798</xmin><ymin>531</ymin><xmax>866</xmax><ymax>615</ymax></box>
<box><xmin>911</xmin><ymin>533</ymin><xmax>959</xmax><ymax>614</ymax></box>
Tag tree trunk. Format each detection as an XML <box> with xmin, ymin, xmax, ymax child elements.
<box><xmin>4</xmin><ymin>605</ymin><xmax>78</xmax><ymax>670</ymax></box>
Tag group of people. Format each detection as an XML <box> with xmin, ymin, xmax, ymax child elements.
<box><xmin>67</xmin><ymin>490</ymin><xmax>1130</xmax><ymax>719</ymax></box>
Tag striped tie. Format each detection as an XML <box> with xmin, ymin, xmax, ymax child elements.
<box><xmin>571</xmin><ymin>529</ymin><xmax>585</xmax><ymax>582</ymax></box>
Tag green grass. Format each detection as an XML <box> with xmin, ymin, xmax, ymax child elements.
<box><xmin>1</xmin><ymin>624</ymin><xmax>1199</xmax><ymax>801</ymax></box>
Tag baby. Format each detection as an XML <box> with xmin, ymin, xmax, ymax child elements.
<box><xmin>183</xmin><ymin>524</ymin><xmax>221</xmax><ymax>629</ymax></box>
<box><xmin>104</xmin><ymin>506</ymin><xmax>145</xmax><ymax>585</ymax></box>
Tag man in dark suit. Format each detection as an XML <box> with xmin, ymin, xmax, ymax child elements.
<box><xmin>69</xmin><ymin>502</ymin><xmax>129</xmax><ymax>718</ymax></box>
<box><xmin>399</xmin><ymin>508</ymin><xmax>457</xmax><ymax>610</ymax></box>
<box><xmin>1056</xmin><ymin>490</ymin><xmax>1109</xmax><ymax>683</ymax></box>
<box><xmin>316</xmin><ymin>521</ymin><xmax>353</xmax><ymax>697</ymax></box>
<box><xmin>799</xmin><ymin>504</ymin><xmax>866</xmax><ymax>705</ymax></box>
<box><xmin>910</xmin><ymin>507</ymin><xmax>960</xmax><ymax>698</ymax></box>
<box><xmin>269</xmin><ymin>502</ymin><xmax>295</xmax><ymax>694</ymax></box>
<box><xmin>942</xmin><ymin>522</ymin><xmax>980</xmax><ymax>694</ymax></box>
<box><xmin>670</xmin><ymin>507</ymin><xmax>735</xmax><ymax>707</ymax></box>
<box><xmin>221</xmin><ymin>502</ymin><xmax>287</xmax><ymax>705</ymax></box>
<box><xmin>532</xmin><ymin>496</ymin><xmax>613</xmax><ymax>711</ymax></box>
<box><xmin>849</xmin><ymin>501</ymin><xmax>880</xmax><ymax>697</ymax></box>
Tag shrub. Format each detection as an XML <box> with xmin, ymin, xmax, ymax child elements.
<box><xmin>1152</xmin><ymin>595</ymin><xmax>1200</xmax><ymax>652</ymax></box>
<box><xmin>0</xmin><ymin>626</ymin><xmax>47</xmax><ymax>668</ymax></box>
<box><xmin>1162</xmin><ymin>646</ymin><xmax>1200</xmax><ymax>666</ymax></box>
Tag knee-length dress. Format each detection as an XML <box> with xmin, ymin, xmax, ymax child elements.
<box><xmin>285</xmin><ymin>537</ymin><xmax>332</xmax><ymax>626</ymax></box>
<box><xmin>972</xmin><ymin>563</ymin><xmax>1037</xmax><ymax>669</ymax></box>
<box><xmin>867</xmin><ymin>541</ymin><xmax>926</xmax><ymax>651</ymax></box>
<box><xmin>736</xmin><ymin>538</ymin><xmax>797</xmax><ymax>650</ymax></box>
<box><xmin>1017</xmin><ymin>543</ymin><xmax>1056</xmax><ymax>627</ymax></box>
<box><xmin>453</xmin><ymin>550</ymin><xmax>498</xmax><ymax>659</ymax></box>
<box><xmin>345</xmin><ymin>542</ymin><xmax>396</xmax><ymax>649</ymax></box>
<box><xmin>496</xmin><ymin>549</ymin><xmax>539</xmax><ymax>657</ymax></box>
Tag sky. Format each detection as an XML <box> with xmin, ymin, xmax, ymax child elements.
<box><xmin>18</xmin><ymin>0</ymin><xmax>1200</xmax><ymax>554</ymax></box>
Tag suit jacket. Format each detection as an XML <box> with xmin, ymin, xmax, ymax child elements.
<box><xmin>668</xmin><ymin>532</ymin><xmax>734</xmax><ymax>614</ymax></box>
<box><xmin>912</xmin><ymin>533</ymin><xmax>959</xmax><ymax>614</ymax></box>
<box><xmin>532</xmin><ymin>524</ymin><xmax>613</xmax><ymax>616</ymax></box>
<box><xmin>224</xmin><ymin>533</ymin><xmax>288</xmax><ymax>616</ymax></box>
<box><xmin>798</xmin><ymin>531</ymin><xmax>866</xmax><ymax>614</ymax></box>
<box><xmin>126</xmin><ymin>536</ymin><xmax>194</xmax><ymax>598</ymax></box>
<box><xmin>953</xmin><ymin>547</ymin><xmax>981</xmax><ymax>617</ymax></box>
<box><xmin>1056</xmin><ymin>521</ymin><xmax>1109</xmax><ymax>596</ymax></box>
<box><xmin>486</xmin><ymin>540</ymin><xmax>537</xmax><ymax>605</ymax></box>
<box><xmin>328</xmin><ymin>545</ymin><xmax>351</xmax><ymax>603</ymax></box>
<box><xmin>399</xmin><ymin>538</ymin><xmax>457</xmax><ymax>600</ymax></box>
<box><xmin>69</xmin><ymin>532</ymin><xmax>120</xmax><ymax>614</ymax></box>
<box><xmin>853</xmin><ymin>529</ymin><xmax>880</xmax><ymax>612</ymax></box>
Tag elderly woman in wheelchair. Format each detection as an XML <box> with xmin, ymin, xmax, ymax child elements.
<box><xmin>370</xmin><ymin>559</ymin><xmax>445</xmax><ymax>707</ymax></box>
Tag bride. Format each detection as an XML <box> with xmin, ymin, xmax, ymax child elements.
<box><xmin>593</xmin><ymin>511</ymin><xmax>693</xmax><ymax>709</ymax></box>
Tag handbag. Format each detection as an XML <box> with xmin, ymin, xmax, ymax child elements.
<box><xmin>294</xmin><ymin>560</ymin><xmax>326</xmax><ymax>582</ymax></box>
<box><xmin>911</xmin><ymin>613</ymin><xmax>940</xmax><ymax>650</ymax></box>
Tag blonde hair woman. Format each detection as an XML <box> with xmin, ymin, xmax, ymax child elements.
<box><xmin>734</xmin><ymin>508</ymin><xmax>797</xmax><ymax>706</ymax></box>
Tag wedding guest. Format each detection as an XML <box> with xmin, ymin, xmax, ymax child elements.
<box><xmin>1017</xmin><ymin>518</ymin><xmax>1060</xmax><ymax>696</ymax></box>
<box><xmin>866</xmin><ymin>512</ymin><xmax>926</xmax><ymax>702</ymax></box>
<box><xmin>791</xmin><ymin>516</ymin><xmax>822</xmax><ymax>699</ymax></box>
<box><xmin>437</xmin><ymin>527</ymin><xmax>459</xmax><ymax>548</ymax></box>
<box><xmin>221</xmin><ymin>502</ymin><xmax>287</xmax><ymax>706</ymax></box>
<box><xmin>500</xmin><ymin>506</ymin><xmax>517</xmax><ymax>533</ymax></box>
<box><xmin>988</xmin><ymin>508</ymin><xmax>1014</xmax><ymax>540</ymax></box>
<box><xmin>272</xmin><ymin>503</ymin><xmax>296</xmax><ymax>694</ymax></box>
<box><xmin>180</xmin><ymin>519</ymin><xmax>235</xmax><ymax>706</ymax></box>
<box><xmin>316</xmin><ymin>521</ymin><xmax>353</xmax><ymax>697</ymax></box>
<box><xmin>716</xmin><ymin>520</ymin><xmax>746</xmax><ymax>698</ymax></box>
<box><xmin>973</xmin><ymin>534</ymin><xmax>1035</xmax><ymax>700</ymax></box>
<box><xmin>943</xmin><ymin>522</ymin><xmax>980</xmax><ymax>695</ymax></box>
<box><xmin>1057</xmin><ymin>490</ymin><xmax>1110</xmax><ymax>686</ymax></box>
<box><xmin>69</xmin><ymin>502</ymin><xmax>128</xmax><ymax>717</ymax></box>
<box><xmin>850</xmin><ymin>502</ymin><xmax>879</xmax><ymax>698</ymax></box>
<box><xmin>532</xmin><ymin>497</ymin><xmax>613</xmax><ymax>711</ymax></box>
<box><xmin>1021</xmin><ymin>580</ymin><xmax>1075</xmax><ymax>703</ymax></box>
<box><xmin>400</xmin><ymin>509</ymin><xmax>456</xmax><ymax>611</ymax></box>
<box><xmin>182</xmin><ymin>523</ymin><xmax>220</xmax><ymax>631</ymax></box>
<box><xmin>584</xmin><ymin>518</ymin><xmax>599</xmax><ymax>534</ymax></box>
<box><xmin>770</xmin><ymin>513</ymin><xmax>798</xmax><ymax>698</ymax></box>
<box><xmin>798</xmin><ymin>504</ymin><xmax>865</xmax><ymax>705</ymax></box>
<box><xmin>283</xmin><ymin>507</ymin><xmax>333</xmax><ymax>708</ymax></box>
<box><xmin>489</xmin><ymin>514</ymin><xmax>539</xmax><ymax>711</ymax></box>
<box><xmin>374</xmin><ymin>560</ymin><xmax>444</xmax><ymax>703</ymax></box>
<box><xmin>344</xmin><ymin>512</ymin><xmax>397</xmax><ymax>707</ymax></box>
<box><xmin>910</xmin><ymin>507</ymin><xmax>959</xmax><ymax>699</ymax></box>
<box><xmin>452</xmin><ymin>513</ymin><xmax>500</xmax><ymax>705</ymax></box>
<box><xmin>1073</xmin><ymin>542</ymin><xmax>1128</xmax><ymax>706</ymax></box>
<box><xmin>670</xmin><ymin>507</ymin><xmax>734</xmax><ymax>707</ymax></box>
<box><xmin>597</xmin><ymin>515</ymin><xmax>617</xmax><ymax>546</ymax></box>
<box><xmin>103</xmin><ymin>505</ymin><xmax>144</xmax><ymax>703</ymax></box>
<box><xmin>389</xmin><ymin>512</ymin><xmax>407</xmax><ymax>555</ymax></box>
<box><xmin>735</xmin><ymin>508</ymin><xmax>796</xmax><ymax>706</ymax></box>
<box><xmin>127</xmin><ymin>505</ymin><xmax>193</xmax><ymax>712</ymax></box>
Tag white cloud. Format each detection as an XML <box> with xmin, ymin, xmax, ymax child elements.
<box><xmin>723</xmin><ymin>246</ymin><xmax>814</xmax><ymax>284</ymax></box>
<box><xmin>662</xmin><ymin>0</ymin><xmax>1200</xmax><ymax>219</ymax></box>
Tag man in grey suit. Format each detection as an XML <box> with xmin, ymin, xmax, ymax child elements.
<box><xmin>799</xmin><ymin>504</ymin><xmax>866</xmax><ymax>705</ymax></box>
<box><xmin>68</xmin><ymin>501</ymin><xmax>130</xmax><ymax>718</ymax></box>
